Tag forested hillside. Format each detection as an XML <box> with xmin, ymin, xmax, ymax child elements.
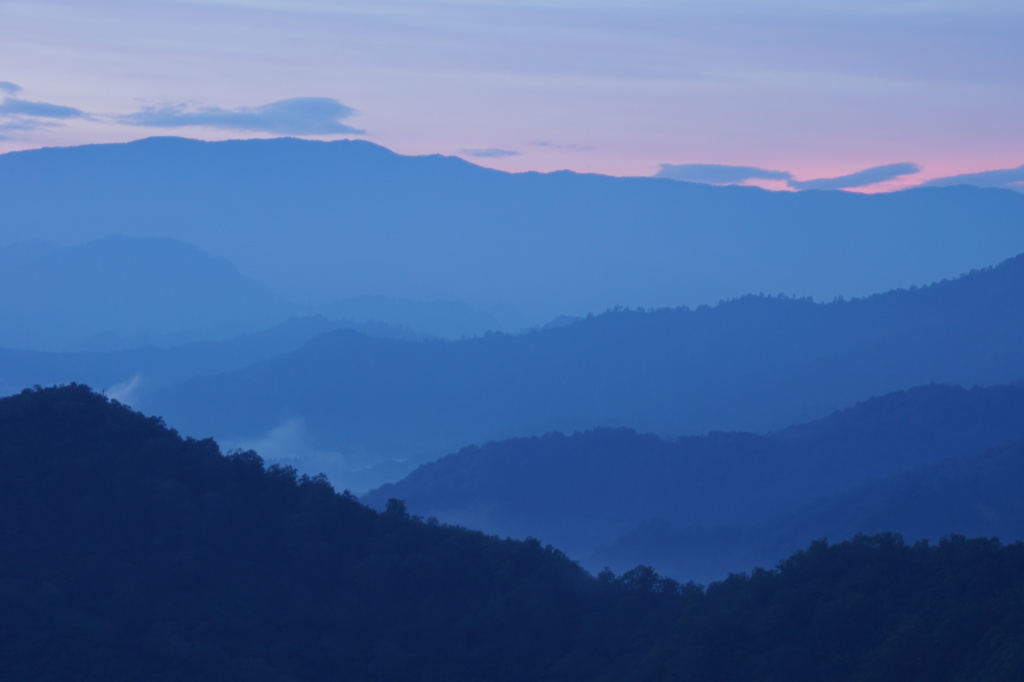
<box><xmin>0</xmin><ymin>385</ymin><xmax>644</xmax><ymax>681</ymax></box>
<box><xmin>1</xmin><ymin>385</ymin><xmax>1023</xmax><ymax>680</ymax></box>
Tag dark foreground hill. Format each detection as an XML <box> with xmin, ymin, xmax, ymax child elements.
<box><xmin>364</xmin><ymin>383</ymin><xmax>1024</xmax><ymax>580</ymax></box>
<box><xmin>2</xmin><ymin>385</ymin><xmax>1024</xmax><ymax>680</ymax></box>
<box><xmin>3</xmin><ymin>137</ymin><xmax>1023</xmax><ymax>323</ymax></box>
<box><xmin>144</xmin><ymin>252</ymin><xmax>1024</xmax><ymax>490</ymax></box>
<box><xmin>0</xmin><ymin>385</ymin><xmax>641</xmax><ymax>681</ymax></box>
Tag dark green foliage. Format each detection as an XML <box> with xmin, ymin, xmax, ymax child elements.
<box><xmin>2</xmin><ymin>385</ymin><xmax>1024</xmax><ymax>680</ymax></box>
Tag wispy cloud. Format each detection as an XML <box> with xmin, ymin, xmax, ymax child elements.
<box><xmin>921</xmin><ymin>165</ymin><xmax>1024</xmax><ymax>193</ymax></box>
<box><xmin>656</xmin><ymin>163</ymin><xmax>792</xmax><ymax>184</ymax></box>
<box><xmin>655</xmin><ymin>161</ymin><xmax>924</xmax><ymax>191</ymax></box>
<box><xmin>121</xmin><ymin>97</ymin><xmax>365</xmax><ymax>135</ymax></box>
<box><xmin>789</xmin><ymin>163</ymin><xmax>921</xmax><ymax>190</ymax></box>
<box><xmin>0</xmin><ymin>84</ymin><xmax>89</xmax><ymax>140</ymax></box>
<box><xmin>0</xmin><ymin>88</ymin><xmax>367</xmax><ymax>142</ymax></box>
<box><xmin>0</xmin><ymin>98</ymin><xmax>86</xmax><ymax>119</ymax></box>
<box><xmin>461</xmin><ymin>147</ymin><xmax>521</xmax><ymax>158</ymax></box>
<box><xmin>530</xmin><ymin>141</ymin><xmax>594</xmax><ymax>151</ymax></box>
<box><xmin>0</xmin><ymin>119</ymin><xmax>52</xmax><ymax>135</ymax></box>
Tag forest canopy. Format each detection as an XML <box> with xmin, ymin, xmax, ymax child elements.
<box><xmin>1</xmin><ymin>385</ymin><xmax>1022</xmax><ymax>681</ymax></box>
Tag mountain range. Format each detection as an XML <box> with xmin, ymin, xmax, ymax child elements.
<box><xmin>0</xmin><ymin>313</ymin><xmax>433</xmax><ymax>401</ymax></box>
<box><xmin>5</xmin><ymin>135</ymin><xmax>1024</xmax><ymax>679</ymax></box>
<box><xmin>2</xmin><ymin>136</ymin><xmax>1023</xmax><ymax>324</ymax></box>
<box><xmin>140</xmin><ymin>251</ymin><xmax>1024</xmax><ymax>491</ymax></box>
<box><xmin>364</xmin><ymin>382</ymin><xmax>1024</xmax><ymax>582</ymax></box>
<box><xmin>594</xmin><ymin>436</ymin><xmax>1024</xmax><ymax>583</ymax></box>
<box><xmin>0</xmin><ymin>236</ymin><xmax>289</xmax><ymax>351</ymax></box>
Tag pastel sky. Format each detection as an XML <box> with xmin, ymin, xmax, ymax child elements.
<box><xmin>2</xmin><ymin>0</ymin><xmax>1022</xmax><ymax>191</ymax></box>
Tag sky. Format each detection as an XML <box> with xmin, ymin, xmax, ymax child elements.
<box><xmin>1</xmin><ymin>0</ymin><xmax>1022</xmax><ymax>192</ymax></box>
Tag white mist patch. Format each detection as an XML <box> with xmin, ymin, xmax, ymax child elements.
<box><xmin>104</xmin><ymin>373</ymin><xmax>144</xmax><ymax>407</ymax></box>
<box><xmin>224</xmin><ymin>418</ymin><xmax>319</xmax><ymax>462</ymax></box>
<box><xmin>221</xmin><ymin>418</ymin><xmax>385</xmax><ymax>493</ymax></box>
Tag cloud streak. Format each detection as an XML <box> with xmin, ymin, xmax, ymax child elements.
<box><xmin>530</xmin><ymin>141</ymin><xmax>594</xmax><ymax>151</ymax></box>
<box><xmin>789</xmin><ymin>163</ymin><xmax>921</xmax><ymax>190</ymax></box>
<box><xmin>1</xmin><ymin>88</ymin><xmax>366</xmax><ymax>142</ymax></box>
<box><xmin>656</xmin><ymin>163</ymin><xmax>792</xmax><ymax>184</ymax></box>
<box><xmin>0</xmin><ymin>119</ymin><xmax>52</xmax><ymax>135</ymax></box>
<box><xmin>0</xmin><ymin>85</ymin><xmax>89</xmax><ymax>139</ymax></box>
<box><xmin>461</xmin><ymin>147</ymin><xmax>521</xmax><ymax>158</ymax></box>
<box><xmin>121</xmin><ymin>97</ymin><xmax>365</xmax><ymax>135</ymax></box>
<box><xmin>921</xmin><ymin>165</ymin><xmax>1024</xmax><ymax>193</ymax></box>
<box><xmin>0</xmin><ymin>98</ymin><xmax>86</xmax><ymax>119</ymax></box>
<box><xmin>655</xmin><ymin>161</ymin><xmax>924</xmax><ymax>191</ymax></box>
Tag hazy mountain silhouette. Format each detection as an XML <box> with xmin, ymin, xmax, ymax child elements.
<box><xmin>595</xmin><ymin>437</ymin><xmax>1024</xmax><ymax>584</ymax></box>
<box><xmin>0</xmin><ymin>235</ymin><xmax>292</xmax><ymax>351</ymax></box>
<box><xmin>363</xmin><ymin>383</ymin><xmax>1024</xmax><ymax>579</ymax></box>
<box><xmin>4</xmin><ymin>384</ymin><xmax>1024</xmax><ymax>681</ymax></box>
<box><xmin>143</xmin><ymin>253</ymin><xmax>1024</xmax><ymax>490</ymax></box>
<box><xmin>0</xmin><ymin>315</ymin><xmax>425</xmax><ymax>402</ymax></box>
<box><xmin>318</xmin><ymin>295</ymin><xmax>511</xmax><ymax>338</ymax></box>
<box><xmin>2</xmin><ymin>136</ymin><xmax>1023</xmax><ymax>324</ymax></box>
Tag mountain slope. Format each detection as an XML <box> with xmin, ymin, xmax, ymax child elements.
<box><xmin>143</xmin><ymin>253</ymin><xmax>1024</xmax><ymax>490</ymax></box>
<box><xmin>0</xmin><ymin>385</ymin><xmax>644</xmax><ymax>681</ymax></box>
<box><xmin>0</xmin><ymin>315</ymin><xmax>423</xmax><ymax>401</ymax></box>
<box><xmin>595</xmin><ymin>438</ymin><xmax>1024</xmax><ymax>583</ymax></box>
<box><xmin>2</xmin><ymin>385</ymin><xmax>1024</xmax><ymax>680</ymax></box>
<box><xmin>363</xmin><ymin>383</ymin><xmax>1024</xmax><ymax>568</ymax></box>
<box><xmin>0</xmin><ymin>236</ymin><xmax>291</xmax><ymax>351</ymax></box>
<box><xmin>3</xmin><ymin>136</ymin><xmax>1023</xmax><ymax>322</ymax></box>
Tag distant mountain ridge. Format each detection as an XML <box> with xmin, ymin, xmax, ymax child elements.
<box><xmin>594</xmin><ymin>437</ymin><xmax>1024</xmax><ymax>583</ymax></box>
<box><xmin>142</xmin><ymin>251</ymin><xmax>1024</xmax><ymax>490</ymax></box>
<box><xmin>364</xmin><ymin>382</ymin><xmax>1024</xmax><ymax>583</ymax></box>
<box><xmin>318</xmin><ymin>295</ymin><xmax>510</xmax><ymax>338</ymax></box>
<box><xmin>0</xmin><ymin>235</ymin><xmax>292</xmax><ymax>351</ymax></box>
<box><xmin>2</xmin><ymin>136</ymin><xmax>1022</xmax><ymax>323</ymax></box>
<box><xmin>0</xmin><ymin>315</ymin><xmax>428</xmax><ymax>402</ymax></box>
